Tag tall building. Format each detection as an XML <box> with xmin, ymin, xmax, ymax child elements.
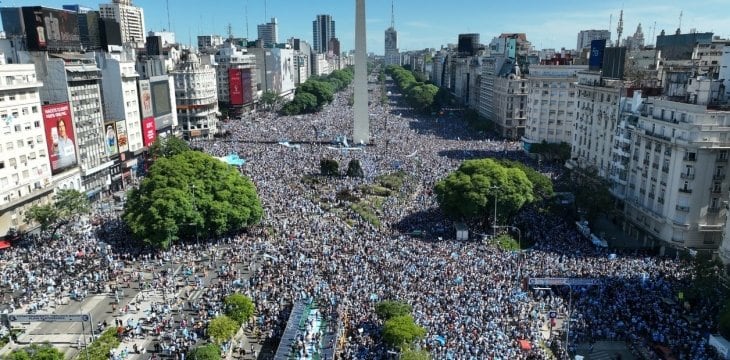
<box><xmin>612</xmin><ymin>82</ymin><xmax>730</xmax><ymax>251</ymax></box>
<box><xmin>458</xmin><ymin>33</ymin><xmax>480</xmax><ymax>57</ymax></box>
<box><xmin>577</xmin><ymin>30</ymin><xmax>611</xmax><ymax>50</ymax></box>
<box><xmin>384</xmin><ymin>0</ymin><xmax>399</xmax><ymax>66</ymax></box>
<box><xmin>0</xmin><ymin>62</ymin><xmax>55</xmax><ymax>238</ymax></box>
<box><xmin>257</xmin><ymin>18</ymin><xmax>278</xmax><ymax>48</ymax></box>
<box><xmin>624</xmin><ymin>23</ymin><xmax>645</xmax><ymax>51</ymax></box>
<box><xmin>198</xmin><ymin>35</ymin><xmax>225</xmax><ymax>53</ymax></box>
<box><xmin>172</xmin><ymin>51</ymin><xmax>218</xmax><ymax>140</ymax></box>
<box><xmin>36</xmin><ymin>53</ymin><xmax>112</xmax><ymax>199</ymax></box>
<box><xmin>99</xmin><ymin>0</ymin><xmax>145</xmax><ymax>48</ymax></box>
<box><xmin>214</xmin><ymin>43</ymin><xmax>258</xmax><ymax>109</ymax></box>
<box><xmin>524</xmin><ymin>64</ymin><xmax>586</xmax><ymax>146</ymax></box>
<box><xmin>62</xmin><ymin>5</ymin><xmax>102</xmax><ymax>51</ymax></box>
<box><xmin>478</xmin><ymin>56</ymin><xmax>528</xmax><ymax>139</ymax></box>
<box><xmin>290</xmin><ymin>38</ymin><xmax>312</xmax><ymax>85</ymax></box>
<box><xmin>312</xmin><ymin>14</ymin><xmax>335</xmax><ymax>54</ymax></box>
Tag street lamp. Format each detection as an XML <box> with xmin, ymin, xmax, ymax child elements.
<box><xmin>190</xmin><ymin>184</ymin><xmax>199</xmax><ymax>244</ymax></box>
<box><xmin>490</xmin><ymin>185</ymin><xmax>500</xmax><ymax>238</ymax></box>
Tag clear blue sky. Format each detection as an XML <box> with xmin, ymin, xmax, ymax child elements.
<box><xmin>5</xmin><ymin>0</ymin><xmax>730</xmax><ymax>53</ymax></box>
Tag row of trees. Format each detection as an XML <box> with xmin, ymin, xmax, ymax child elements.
<box><xmin>281</xmin><ymin>68</ymin><xmax>354</xmax><ymax>115</ymax></box>
<box><xmin>385</xmin><ymin>65</ymin><xmax>439</xmax><ymax>113</ymax></box>
<box><xmin>124</xmin><ymin>138</ymin><xmax>263</xmax><ymax>248</ymax></box>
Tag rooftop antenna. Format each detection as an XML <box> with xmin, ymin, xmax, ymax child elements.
<box><xmin>228</xmin><ymin>23</ymin><xmax>233</xmax><ymax>40</ymax></box>
<box><xmin>246</xmin><ymin>0</ymin><xmax>249</xmax><ymax>40</ymax></box>
<box><xmin>678</xmin><ymin>10</ymin><xmax>683</xmax><ymax>33</ymax></box>
<box><xmin>166</xmin><ymin>0</ymin><xmax>171</xmax><ymax>32</ymax></box>
<box><xmin>651</xmin><ymin>21</ymin><xmax>656</xmax><ymax>45</ymax></box>
<box><xmin>390</xmin><ymin>0</ymin><xmax>395</xmax><ymax>28</ymax></box>
<box><xmin>616</xmin><ymin>9</ymin><xmax>624</xmax><ymax>47</ymax></box>
<box><xmin>264</xmin><ymin>0</ymin><xmax>268</xmax><ymax>21</ymax></box>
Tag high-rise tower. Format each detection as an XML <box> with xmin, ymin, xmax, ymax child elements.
<box><xmin>384</xmin><ymin>0</ymin><xmax>399</xmax><ymax>65</ymax></box>
<box><xmin>312</xmin><ymin>14</ymin><xmax>336</xmax><ymax>54</ymax></box>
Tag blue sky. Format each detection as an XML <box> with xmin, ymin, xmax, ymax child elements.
<box><xmin>6</xmin><ymin>0</ymin><xmax>730</xmax><ymax>53</ymax></box>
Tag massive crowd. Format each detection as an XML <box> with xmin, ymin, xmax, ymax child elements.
<box><xmin>0</xmin><ymin>72</ymin><xmax>724</xmax><ymax>360</ymax></box>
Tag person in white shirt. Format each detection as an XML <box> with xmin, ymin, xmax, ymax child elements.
<box><xmin>55</xmin><ymin>119</ymin><xmax>76</xmax><ymax>169</ymax></box>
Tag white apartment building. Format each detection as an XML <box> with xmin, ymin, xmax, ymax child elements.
<box><xmin>524</xmin><ymin>65</ymin><xmax>585</xmax><ymax>145</ymax></box>
<box><xmin>0</xmin><ymin>63</ymin><xmax>55</xmax><ymax>237</ymax></box>
<box><xmin>613</xmin><ymin>84</ymin><xmax>730</xmax><ymax>251</ymax></box>
<box><xmin>97</xmin><ymin>54</ymin><xmax>144</xmax><ymax>153</ymax></box>
<box><xmin>567</xmin><ymin>71</ymin><xmax>622</xmax><ymax>178</ymax></box>
<box><xmin>214</xmin><ymin>43</ymin><xmax>258</xmax><ymax>105</ymax></box>
<box><xmin>312</xmin><ymin>53</ymin><xmax>331</xmax><ymax>77</ymax></box>
<box><xmin>721</xmin><ymin>45</ymin><xmax>730</xmax><ymax>100</ymax></box>
<box><xmin>478</xmin><ymin>57</ymin><xmax>528</xmax><ymax>139</ymax></box>
<box><xmin>172</xmin><ymin>52</ymin><xmax>218</xmax><ymax>140</ymax></box>
<box><xmin>99</xmin><ymin>0</ymin><xmax>146</xmax><ymax>48</ymax></box>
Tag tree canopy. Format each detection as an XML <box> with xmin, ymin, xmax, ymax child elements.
<box><xmin>434</xmin><ymin>158</ymin><xmax>534</xmax><ymax>223</ymax></box>
<box><xmin>7</xmin><ymin>343</ymin><xmax>64</xmax><ymax>360</ymax></box>
<box><xmin>375</xmin><ymin>300</ymin><xmax>413</xmax><ymax>321</ymax></box>
<box><xmin>187</xmin><ymin>344</ymin><xmax>221</xmax><ymax>360</ymax></box>
<box><xmin>497</xmin><ymin>159</ymin><xmax>554</xmax><ymax>200</ymax></box>
<box><xmin>207</xmin><ymin>315</ymin><xmax>239</xmax><ymax>344</ymax></box>
<box><xmin>148</xmin><ymin>136</ymin><xmax>191</xmax><ymax>160</ymax></box>
<box><xmin>82</xmin><ymin>328</ymin><xmax>119</xmax><ymax>360</ymax></box>
<box><xmin>382</xmin><ymin>315</ymin><xmax>427</xmax><ymax>347</ymax></box>
<box><xmin>24</xmin><ymin>189</ymin><xmax>90</xmax><ymax>238</ymax></box>
<box><xmin>123</xmin><ymin>151</ymin><xmax>262</xmax><ymax>248</ymax></box>
<box><xmin>224</xmin><ymin>293</ymin><xmax>255</xmax><ymax>326</ymax></box>
<box><xmin>386</xmin><ymin>65</ymin><xmax>439</xmax><ymax>113</ymax></box>
<box><xmin>281</xmin><ymin>68</ymin><xmax>353</xmax><ymax>115</ymax></box>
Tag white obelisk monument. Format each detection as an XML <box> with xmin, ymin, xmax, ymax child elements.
<box><xmin>353</xmin><ymin>0</ymin><xmax>369</xmax><ymax>144</ymax></box>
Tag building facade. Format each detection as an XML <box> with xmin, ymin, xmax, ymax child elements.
<box><xmin>312</xmin><ymin>14</ymin><xmax>335</xmax><ymax>54</ymax></box>
<box><xmin>214</xmin><ymin>43</ymin><xmax>258</xmax><ymax>106</ymax></box>
<box><xmin>524</xmin><ymin>65</ymin><xmax>585</xmax><ymax>145</ymax></box>
<box><xmin>257</xmin><ymin>18</ymin><xmax>279</xmax><ymax>48</ymax></box>
<box><xmin>99</xmin><ymin>0</ymin><xmax>145</xmax><ymax>48</ymax></box>
<box><xmin>478</xmin><ymin>57</ymin><xmax>527</xmax><ymax>139</ymax></box>
<box><xmin>577</xmin><ymin>29</ymin><xmax>611</xmax><ymax>50</ymax></box>
<box><xmin>0</xmin><ymin>63</ymin><xmax>55</xmax><ymax>237</ymax></box>
<box><xmin>384</xmin><ymin>27</ymin><xmax>399</xmax><ymax>66</ymax></box>
<box><xmin>172</xmin><ymin>52</ymin><xmax>218</xmax><ymax>140</ymax></box>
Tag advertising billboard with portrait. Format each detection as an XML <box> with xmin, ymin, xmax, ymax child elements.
<box><xmin>242</xmin><ymin>68</ymin><xmax>254</xmax><ymax>104</ymax></box>
<box><xmin>142</xmin><ymin>117</ymin><xmax>156</xmax><ymax>147</ymax></box>
<box><xmin>42</xmin><ymin>102</ymin><xmax>77</xmax><ymax>174</ymax></box>
<box><xmin>229</xmin><ymin>68</ymin><xmax>243</xmax><ymax>105</ymax></box>
<box><xmin>104</xmin><ymin>121</ymin><xmax>118</xmax><ymax>157</ymax></box>
<box><xmin>115</xmin><ymin>120</ymin><xmax>128</xmax><ymax>153</ymax></box>
<box><xmin>138</xmin><ymin>79</ymin><xmax>153</xmax><ymax>119</ymax></box>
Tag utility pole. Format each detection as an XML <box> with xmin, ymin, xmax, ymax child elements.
<box><xmin>490</xmin><ymin>185</ymin><xmax>499</xmax><ymax>238</ymax></box>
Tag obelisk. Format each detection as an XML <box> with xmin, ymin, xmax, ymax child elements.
<box><xmin>352</xmin><ymin>0</ymin><xmax>369</xmax><ymax>144</ymax></box>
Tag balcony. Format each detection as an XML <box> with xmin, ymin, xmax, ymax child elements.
<box><xmin>683</xmin><ymin>155</ymin><xmax>697</xmax><ymax>162</ymax></box>
<box><xmin>680</xmin><ymin>173</ymin><xmax>695</xmax><ymax>180</ymax></box>
<box><xmin>698</xmin><ymin>223</ymin><xmax>724</xmax><ymax>231</ymax></box>
<box><xmin>645</xmin><ymin>129</ymin><xmax>671</xmax><ymax>142</ymax></box>
<box><xmin>662</xmin><ymin>166</ymin><xmax>669</xmax><ymax>173</ymax></box>
<box><xmin>713</xmin><ymin>174</ymin><xmax>725</xmax><ymax>180</ymax></box>
<box><xmin>675</xmin><ymin>205</ymin><xmax>690</xmax><ymax>212</ymax></box>
<box><xmin>679</xmin><ymin>188</ymin><xmax>692</xmax><ymax>194</ymax></box>
<box><xmin>708</xmin><ymin>207</ymin><xmax>722</xmax><ymax>213</ymax></box>
<box><xmin>717</xmin><ymin>157</ymin><xmax>728</xmax><ymax>163</ymax></box>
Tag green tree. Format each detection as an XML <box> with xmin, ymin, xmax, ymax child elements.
<box><xmin>401</xmin><ymin>348</ymin><xmax>431</xmax><ymax>360</ymax></box>
<box><xmin>224</xmin><ymin>293</ymin><xmax>255</xmax><ymax>326</ymax></box>
<box><xmin>23</xmin><ymin>204</ymin><xmax>59</xmax><ymax>233</ymax></box>
<box><xmin>382</xmin><ymin>315</ymin><xmax>427</xmax><ymax>347</ymax></box>
<box><xmin>24</xmin><ymin>189</ymin><xmax>90</xmax><ymax>240</ymax></box>
<box><xmin>124</xmin><ymin>151</ymin><xmax>263</xmax><ymax>248</ymax></box>
<box><xmin>261</xmin><ymin>90</ymin><xmax>279</xmax><ymax>110</ymax></box>
<box><xmin>187</xmin><ymin>344</ymin><xmax>221</xmax><ymax>360</ymax></box>
<box><xmin>494</xmin><ymin>234</ymin><xmax>520</xmax><ymax>251</ymax></box>
<box><xmin>573</xmin><ymin>170</ymin><xmax>613</xmax><ymax>222</ymax></box>
<box><xmin>434</xmin><ymin>159</ymin><xmax>534</xmax><ymax>223</ymax></box>
<box><xmin>407</xmin><ymin>84</ymin><xmax>439</xmax><ymax>112</ymax></box>
<box><xmin>375</xmin><ymin>300</ymin><xmax>413</xmax><ymax>320</ymax></box>
<box><xmin>292</xmin><ymin>92</ymin><xmax>318</xmax><ymax>113</ymax></box>
<box><xmin>346</xmin><ymin>160</ymin><xmax>364</xmax><ymax>178</ymax></box>
<box><xmin>320</xmin><ymin>159</ymin><xmax>339</xmax><ymax>176</ymax></box>
<box><xmin>7</xmin><ymin>343</ymin><xmax>64</xmax><ymax>360</ymax></box>
<box><xmin>82</xmin><ymin>328</ymin><xmax>119</xmax><ymax>360</ymax></box>
<box><xmin>207</xmin><ymin>315</ymin><xmax>239</xmax><ymax>344</ymax></box>
<box><xmin>148</xmin><ymin>136</ymin><xmax>191</xmax><ymax>160</ymax></box>
<box><xmin>298</xmin><ymin>80</ymin><xmax>334</xmax><ymax>109</ymax></box>
<box><xmin>498</xmin><ymin>160</ymin><xmax>554</xmax><ymax>200</ymax></box>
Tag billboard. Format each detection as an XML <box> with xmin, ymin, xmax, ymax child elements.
<box><xmin>229</xmin><ymin>68</ymin><xmax>244</xmax><ymax>105</ymax></box>
<box><xmin>151</xmin><ymin>80</ymin><xmax>172</xmax><ymax>116</ymax></box>
<box><xmin>589</xmin><ymin>39</ymin><xmax>606</xmax><ymax>71</ymax></box>
<box><xmin>22</xmin><ymin>7</ymin><xmax>81</xmax><ymax>51</ymax></box>
<box><xmin>241</xmin><ymin>68</ymin><xmax>254</xmax><ymax>104</ymax></box>
<box><xmin>42</xmin><ymin>103</ymin><xmax>77</xmax><ymax>174</ymax></box>
<box><xmin>602</xmin><ymin>47</ymin><xmax>627</xmax><ymax>80</ymax></box>
<box><xmin>138</xmin><ymin>80</ymin><xmax>153</xmax><ymax>118</ymax></box>
<box><xmin>104</xmin><ymin>121</ymin><xmax>118</xmax><ymax>157</ymax></box>
<box><xmin>142</xmin><ymin>117</ymin><xmax>156</xmax><ymax>147</ymax></box>
<box><xmin>115</xmin><ymin>120</ymin><xmax>128</xmax><ymax>153</ymax></box>
<box><xmin>100</xmin><ymin>18</ymin><xmax>122</xmax><ymax>48</ymax></box>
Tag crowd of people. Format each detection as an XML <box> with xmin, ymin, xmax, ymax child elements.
<box><xmin>0</xmin><ymin>71</ymin><xmax>724</xmax><ymax>360</ymax></box>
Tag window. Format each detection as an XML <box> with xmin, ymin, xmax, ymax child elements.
<box><xmin>0</xmin><ymin>161</ymin><xmax>3</xmax><ymax>169</ymax></box>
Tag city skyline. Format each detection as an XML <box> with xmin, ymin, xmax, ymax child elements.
<box><xmin>2</xmin><ymin>0</ymin><xmax>730</xmax><ymax>53</ymax></box>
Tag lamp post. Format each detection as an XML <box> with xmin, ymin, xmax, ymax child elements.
<box><xmin>190</xmin><ymin>184</ymin><xmax>199</xmax><ymax>244</ymax></box>
<box><xmin>490</xmin><ymin>185</ymin><xmax>500</xmax><ymax>238</ymax></box>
